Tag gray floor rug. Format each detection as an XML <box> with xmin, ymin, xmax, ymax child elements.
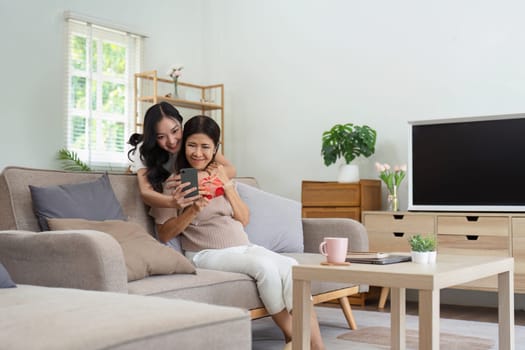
<box><xmin>252</xmin><ymin>306</ymin><xmax>525</xmax><ymax>350</ymax></box>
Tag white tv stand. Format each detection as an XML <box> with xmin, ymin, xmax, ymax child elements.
<box><xmin>362</xmin><ymin>211</ymin><xmax>525</xmax><ymax>293</ymax></box>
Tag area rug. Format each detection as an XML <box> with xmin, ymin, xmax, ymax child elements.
<box><xmin>337</xmin><ymin>326</ymin><xmax>494</xmax><ymax>349</ymax></box>
<box><xmin>253</xmin><ymin>307</ymin><xmax>524</xmax><ymax>350</ymax></box>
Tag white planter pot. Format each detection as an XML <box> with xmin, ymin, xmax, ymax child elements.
<box><xmin>411</xmin><ymin>251</ymin><xmax>429</xmax><ymax>264</ymax></box>
<box><xmin>428</xmin><ymin>251</ymin><xmax>437</xmax><ymax>264</ymax></box>
<box><xmin>338</xmin><ymin>164</ymin><xmax>360</xmax><ymax>183</ymax></box>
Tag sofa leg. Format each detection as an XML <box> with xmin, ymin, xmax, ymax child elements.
<box><xmin>338</xmin><ymin>296</ymin><xmax>357</xmax><ymax>330</ymax></box>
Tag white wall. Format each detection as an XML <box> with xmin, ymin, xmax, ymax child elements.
<box><xmin>203</xmin><ymin>0</ymin><xmax>525</xmax><ymax>206</ymax></box>
<box><xmin>2</xmin><ymin>0</ymin><xmax>525</xmax><ymax>205</ymax></box>
<box><xmin>0</xmin><ymin>0</ymin><xmax>206</xmax><ymax>170</ymax></box>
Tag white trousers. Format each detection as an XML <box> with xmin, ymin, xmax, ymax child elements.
<box><xmin>187</xmin><ymin>245</ymin><xmax>298</xmax><ymax>315</ymax></box>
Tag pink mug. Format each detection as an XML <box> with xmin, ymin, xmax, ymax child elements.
<box><xmin>319</xmin><ymin>237</ymin><xmax>348</xmax><ymax>263</ymax></box>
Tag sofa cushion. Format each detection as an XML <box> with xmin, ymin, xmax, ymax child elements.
<box><xmin>0</xmin><ymin>284</ymin><xmax>251</xmax><ymax>350</ymax></box>
<box><xmin>0</xmin><ymin>263</ymin><xmax>16</xmax><ymax>288</ymax></box>
<box><xmin>128</xmin><ymin>268</ymin><xmax>264</xmax><ymax>310</ymax></box>
<box><xmin>237</xmin><ymin>182</ymin><xmax>303</xmax><ymax>253</ymax></box>
<box><xmin>29</xmin><ymin>173</ymin><xmax>126</xmax><ymax>231</ymax></box>
<box><xmin>47</xmin><ymin>218</ymin><xmax>196</xmax><ymax>281</ymax></box>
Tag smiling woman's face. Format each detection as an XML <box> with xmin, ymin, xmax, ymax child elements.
<box><xmin>185</xmin><ymin>133</ymin><xmax>216</xmax><ymax>170</ymax></box>
<box><xmin>155</xmin><ymin>116</ymin><xmax>182</xmax><ymax>154</ymax></box>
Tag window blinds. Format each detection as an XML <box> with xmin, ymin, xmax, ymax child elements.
<box><xmin>64</xmin><ymin>13</ymin><xmax>143</xmax><ymax>169</ymax></box>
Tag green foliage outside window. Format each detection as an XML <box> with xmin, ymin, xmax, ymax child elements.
<box><xmin>70</xmin><ymin>116</ymin><xmax>86</xmax><ymax>150</ymax></box>
<box><xmin>68</xmin><ymin>33</ymin><xmax>128</xmax><ymax>162</ymax></box>
<box><xmin>71</xmin><ymin>76</ymin><xmax>86</xmax><ymax>109</ymax></box>
<box><xmin>102</xmin><ymin>82</ymin><xmax>125</xmax><ymax>114</ymax></box>
<box><xmin>71</xmin><ymin>36</ymin><xmax>86</xmax><ymax>70</ymax></box>
<box><xmin>102</xmin><ymin>42</ymin><xmax>125</xmax><ymax>75</ymax></box>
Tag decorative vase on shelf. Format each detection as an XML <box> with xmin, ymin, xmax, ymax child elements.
<box><xmin>172</xmin><ymin>79</ymin><xmax>179</xmax><ymax>99</ymax></box>
<box><xmin>388</xmin><ymin>185</ymin><xmax>399</xmax><ymax>211</ymax></box>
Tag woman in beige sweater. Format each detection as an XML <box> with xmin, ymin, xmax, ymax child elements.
<box><xmin>150</xmin><ymin>115</ymin><xmax>325</xmax><ymax>350</ymax></box>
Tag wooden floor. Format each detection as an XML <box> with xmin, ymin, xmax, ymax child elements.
<box><xmin>358</xmin><ymin>300</ymin><xmax>525</xmax><ymax>326</ymax></box>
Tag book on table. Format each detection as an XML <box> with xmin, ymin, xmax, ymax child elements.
<box><xmin>346</xmin><ymin>251</ymin><xmax>389</xmax><ymax>259</ymax></box>
<box><xmin>346</xmin><ymin>252</ymin><xmax>412</xmax><ymax>265</ymax></box>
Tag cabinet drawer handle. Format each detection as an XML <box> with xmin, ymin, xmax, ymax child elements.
<box><xmin>393</xmin><ymin>232</ymin><xmax>405</xmax><ymax>237</ymax></box>
<box><xmin>466</xmin><ymin>216</ymin><xmax>479</xmax><ymax>222</ymax></box>
<box><xmin>393</xmin><ymin>214</ymin><xmax>404</xmax><ymax>220</ymax></box>
<box><xmin>466</xmin><ymin>235</ymin><xmax>479</xmax><ymax>241</ymax></box>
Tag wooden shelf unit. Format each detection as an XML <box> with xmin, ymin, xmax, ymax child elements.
<box><xmin>362</xmin><ymin>210</ymin><xmax>525</xmax><ymax>293</ymax></box>
<box><xmin>301</xmin><ymin>180</ymin><xmax>381</xmax><ymax>222</ymax></box>
<box><xmin>134</xmin><ymin>70</ymin><xmax>225</xmax><ymax>149</ymax></box>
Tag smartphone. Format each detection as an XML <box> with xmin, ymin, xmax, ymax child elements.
<box><xmin>180</xmin><ymin>168</ymin><xmax>199</xmax><ymax>198</ymax></box>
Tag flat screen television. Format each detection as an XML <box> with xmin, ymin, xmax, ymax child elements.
<box><xmin>408</xmin><ymin>114</ymin><xmax>525</xmax><ymax>212</ymax></box>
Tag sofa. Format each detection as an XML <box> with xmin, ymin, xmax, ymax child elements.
<box><xmin>0</xmin><ymin>166</ymin><xmax>370</xmax><ymax>349</ymax></box>
<box><xmin>0</xmin><ymin>284</ymin><xmax>250</xmax><ymax>350</ymax></box>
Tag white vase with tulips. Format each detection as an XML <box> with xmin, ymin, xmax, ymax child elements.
<box><xmin>375</xmin><ymin>162</ymin><xmax>407</xmax><ymax>211</ymax></box>
<box><xmin>167</xmin><ymin>65</ymin><xmax>183</xmax><ymax>99</ymax></box>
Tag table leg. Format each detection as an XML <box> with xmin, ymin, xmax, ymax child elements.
<box><xmin>379</xmin><ymin>286</ymin><xmax>390</xmax><ymax>308</ymax></box>
<box><xmin>390</xmin><ymin>287</ymin><xmax>406</xmax><ymax>350</ymax></box>
<box><xmin>419</xmin><ymin>289</ymin><xmax>439</xmax><ymax>349</ymax></box>
<box><xmin>498</xmin><ymin>271</ymin><xmax>515</xmax><ymax>350</ymax></box>
<box><xmin>292</xmin><ymin>278</ymin><xmax>311</xmax><ymax>350</ymax></box>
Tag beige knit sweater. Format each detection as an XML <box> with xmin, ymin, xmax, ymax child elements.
<box><xmin>150</xmin><ymin>193</ymin><xmax>250</xmax><ymax>252</ymax></box>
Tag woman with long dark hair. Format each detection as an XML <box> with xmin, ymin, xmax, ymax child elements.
<box><xmin>128</xmin><ymin>102</ymin><xmax>235</xmax><ymax>209</ymax></box>
<box><xmin>151</xmin><ymin>115</ymin><xmax>325</xmax><ymax>350</ymax></box>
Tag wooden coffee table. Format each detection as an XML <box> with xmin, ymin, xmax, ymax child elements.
<box><xmin>292</xmin><ymin>254</ymin><xmax>514</xmax><ymax>350</ymax></box>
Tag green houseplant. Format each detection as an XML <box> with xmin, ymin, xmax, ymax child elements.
<box><xmin>321</xmin><ymin>123</ymin><xmax>377</xmax><ymax>182</ymax></box>
<box><xmin>408</xmin><ymin>234</ymin><xmax>437</xmax><ymax>264</ymax></box>
<box><xmin>408</xmin><ymin>234</ymin><xmax>426</xmax><ymax>252</ymax></box>
<box><xmin>423</xmin><ymin>235</ymin><xmax>436</xmax><ymax>252</ymax></box>
<box><xmin>57</xmin><ymin>148</ymin><xmax>127</xmax><ymax>173</ymax></box>
<box><xmin>57</xmin><ymin>148</ymin><xmax>91</xmax><ymax>172</ymax></box>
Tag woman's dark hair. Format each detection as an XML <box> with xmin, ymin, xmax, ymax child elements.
<box><xmin>176</xmin><ymin>115</ymin><xmax>221</xmax><ymax>172</ymax></box>
<box><xmin>127</xmin><ymin>102</ymin><xmax>183</xmax><ymax>192</ymax></box>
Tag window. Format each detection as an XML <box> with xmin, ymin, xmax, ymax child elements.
<box><xmin>65</xmin><ymin>14</ymin><xmax>143</xmax><ymax>169</ymax></box>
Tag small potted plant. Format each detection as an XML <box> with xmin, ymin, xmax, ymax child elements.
<box><xmin>423</xmin><ymin>235</ymin><xmax>437</xmax><ymax>264</ymax></box>
<box><xmin>408</xmin><ymin>234</ymin><xmax>436</xmax><ymax>264</ymax></box>
<box><xmin>321</xmin><ymin>123</ymin><xmax>377</xmax><ymax>183</ymax></box>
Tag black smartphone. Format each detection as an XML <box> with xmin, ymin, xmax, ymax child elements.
<box><xmin>180</xmin><ymin>168</ymin><xmax>199</xmax><ymax>198</ymax></box>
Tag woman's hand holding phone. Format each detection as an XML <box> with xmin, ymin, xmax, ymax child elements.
<box><xmin>165</xmin><ymin>172</ymin><xmax>199</xmax><ymax>209</ymax></box>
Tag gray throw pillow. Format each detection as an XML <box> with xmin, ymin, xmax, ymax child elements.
<box><xmin>236</xmin><ymin>182</ymin><xmax>304</xmax><ymax>253</ymax></box>
<box><xmin>0</xmin><ymin>262</ymin><xmax>16</xmax><ymax>288</ymax></box>
<box><xmin>29</xmin><ymin>173</ymin><xmax>126</xmax><ymax>231</ymax></box>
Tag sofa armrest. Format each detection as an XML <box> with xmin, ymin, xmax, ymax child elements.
<box><xmin>0</xmin><ymin>230</ymin><xmax>128</xmax><ymax>292</ymax></box>
<box><xmin>301</xmin><ymin>218</ymin><xmax>369</xmax><ymax>254</ymax></box>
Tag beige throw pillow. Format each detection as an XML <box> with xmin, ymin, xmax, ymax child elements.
<box><xmin>47</xmin><ymin>218</ymin><xmax>196</xmax><ymax>281</ymax></box>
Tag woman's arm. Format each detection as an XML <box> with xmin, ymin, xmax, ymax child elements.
<box><xmin>209</xmin><ymin>152</ymin><xmax>236</xmax><ymax>178</ymax></box>
<box><xmin>214</xmin><ymin>165</ymin><xmax>249</xmax><ymax>226</ymax></box>
<box><xmin>136</xmin><ymin>169</ymin><xmax>196</xmax><ymax>209</ymax></box>
<box><xmin>157</xmin><ymin>198</ymin><xmax>209</xmax><ymax>243</ymax></box>
<box><xmin>223</xmin><ymin>181</ymin><xmax>250</xmax><ymax>226</ymax></box>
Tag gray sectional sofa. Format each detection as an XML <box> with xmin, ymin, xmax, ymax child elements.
<box><xmin>0</xmin><ymin>166</ymin><xmax>370</xmax><ymax>349</ymax></box>
<box><xmin>1</xmin><ymin>284</ymin><xmax>250</xmax><ymax>350</ymax></box>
